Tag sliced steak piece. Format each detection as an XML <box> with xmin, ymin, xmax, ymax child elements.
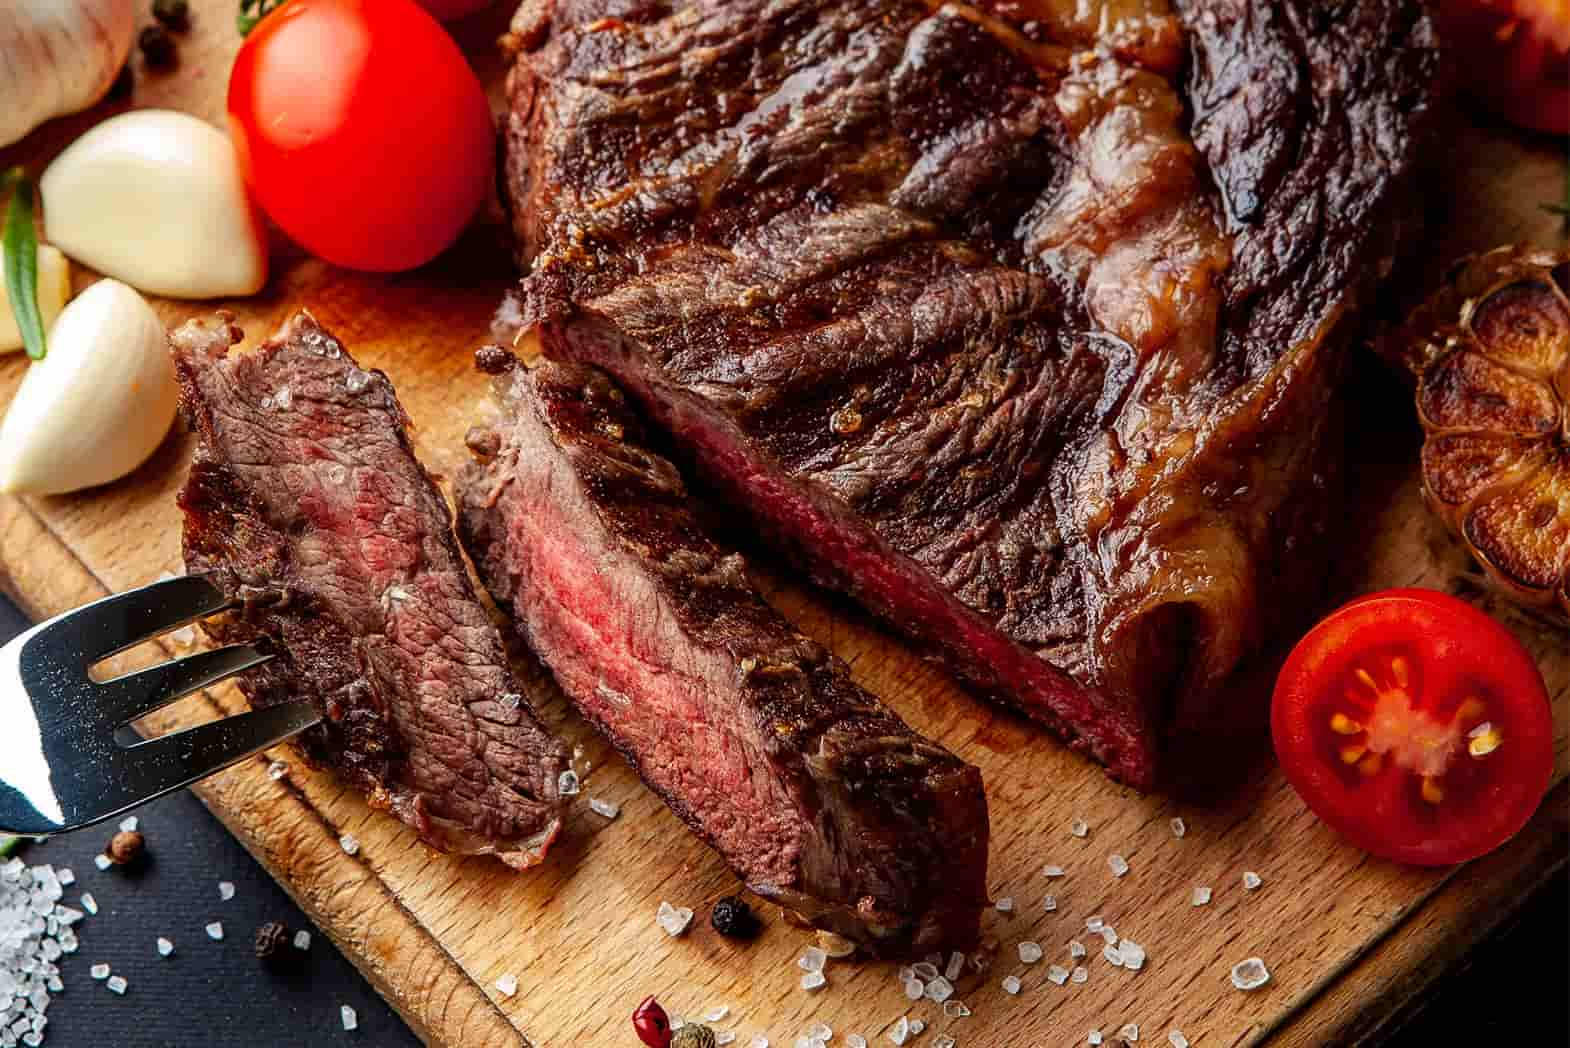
<box><xmin>501</xmin><ymin>0</ymin><xmax>1440</xmax><ymax>788</ymax></box>
<box><xmin>173</xmin><ymin>312</ymin><xmax>568</xmax><ymax>868</ymax></box>
<box><xmin>456</xmin><ymin>354</ymin><xmax>989</xmax><ymax>954</ymax></box>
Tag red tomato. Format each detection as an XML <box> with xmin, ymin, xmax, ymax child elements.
<box><xmin>1436</xmin><ymin>0</ymin><xmax>1570</xmax><ymax>135</ymax></box>
<box><xmin>1272</xmin><ymin>589</ymin><xmax>1554</xmax><ymax>866</ymax></box>
<box><xmin>227</xmin><ymin>0</ymin><xmax>493</xmax><ymax>272</ymax></box>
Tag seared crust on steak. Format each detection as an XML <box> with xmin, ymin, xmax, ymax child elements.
<box><xmin>457</xmin><ymin>356</ymin><xmax>989</xmax><ymax>954</ymax></box>
<box><xmin>173</xmin><ymin>312</ymin><xmax>568</xmax><ymax>868</ymax></box>
<box><xmin>501</xmin><ymin>0</ymin><xmax>1439</xmax><ymax>787</ymax></box>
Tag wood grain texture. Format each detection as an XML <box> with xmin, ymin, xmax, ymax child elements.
<box><xmin>0</xmin><ymin>5</ymin><xmax>1564</xmax><ymax>1046</ymax></box>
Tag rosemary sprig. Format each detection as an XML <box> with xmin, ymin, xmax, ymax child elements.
<box><xmin>1</xmin><ymin>167</ymin><xmax>46</xmax><ymax>361</ymax></box>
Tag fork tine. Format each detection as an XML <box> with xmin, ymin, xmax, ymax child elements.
<box><xmin>97</xmin><ymin>643</ymin><xmax>274</xmax><ymax>726</ymax></box>
<box><xmin>42</xmin><ymin>574</ymin><xmax>232</xmax><ymax>663</ymax></box>
<box><xmin>107</xmin><ymin>700</ymin><xmax>319</xmax><ymax>809</ymax></box>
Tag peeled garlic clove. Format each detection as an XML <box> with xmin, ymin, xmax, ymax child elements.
<box><xmin>0</xmin><ymin>278</ymin><xmax>178</xmax><ymax>494</ymax></box>
<box><xmin>40</xmin><ymin>110</ymin><xmax>268</xmax><ymax>299</ymax></box>
<box><xmin>0</xmin><ymin>244</ymin><xmax>69</xmax><ymax>353</ymax></box>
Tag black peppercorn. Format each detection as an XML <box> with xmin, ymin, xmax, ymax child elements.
<box><xmin>106</xmin><ymin>830</ymin><xmax>144</xmax><ymax>867</ymax></box>
<box><xmin>253</xmin><ymin>921</ymin><xmax>295</xmax><ymax>969</ymax></box>
<box><xmin>152</xmin><ymin>0</ymin><xmax>191</xmax><ymax>31</ymax></box>
<box><xmin>138</xmin><ymin>25</ymin><xmax>177</xmax><ymax>69</ymax></box>
<box><xmin>709</xmin><ymin>896</ymin><xmax>759</xmax><ymax>939</ymax></box>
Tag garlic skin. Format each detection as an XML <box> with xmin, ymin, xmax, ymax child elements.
<box><xmin>0</xmin><ymin>1</ymin><xmax>136</xmax><ymax>149</ymax></box>
<box><xmin>0</xmin><ymin>279</ymin><xmax>178</xmax><ymax>495</ymax></box>
<box><xmin>40</xmin><ymin>111</ymin><xmax>269</xmax><ymax>299</ymax></box>
<box><xmin>0</xmin><ymin>245</ymin><xmax>70</xmax><ymax>353</ymax></box>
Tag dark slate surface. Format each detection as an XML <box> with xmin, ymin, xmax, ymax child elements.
<box><xmin>0</xmin><ymin>594</ymin><xmax>1560</xmax><ymax>1047</ymax></box>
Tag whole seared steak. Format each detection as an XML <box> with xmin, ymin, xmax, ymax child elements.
<box><xmin>174</xmin><ymin>312</ymin><xmax>568</xmax><ymax>868</ymax></box>
<box><xmin>456</xmin><ymin>354</ymin><xmax>989</xmax><ymax>953</ymax></box>
<box><xmin>501</xmin><ymin>0</ymin><xmax>1440</xmax><ymax>787</ymax></box>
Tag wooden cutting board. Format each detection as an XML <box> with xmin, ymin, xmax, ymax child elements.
<box><xmin>0</xmin><ymin>6</ymin><xmax>1565</xmax><ymax>1046</ymax></box>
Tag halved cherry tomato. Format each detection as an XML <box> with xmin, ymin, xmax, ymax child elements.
<box><xmin>1272</xmin><ymin>588</ymin><xmax>1554</xmax><ymax>866</ymax></box>
<box><xmin>1436</xmin><ymin>0</ymin><xmax>1570</xmax><ymax>135</ymax></box>
<box><xmin>227</xmin><ymin>0</ymin><xmax>493</xmax><ymax>272</ymax></box>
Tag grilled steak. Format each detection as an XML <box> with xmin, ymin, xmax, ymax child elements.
<box><xmin>173</xmin><ymin>312</ymin><xmax>568</xmax><ymax>868</ymax></box>
<box><xmin>456</xmin><ymin>354</ymin><xmax>989</xmax><ymax>953</ymax></box>
<box><xmin>501</xmin><ymin>0</ymin><xmax>1439</xmax><ymax>787</ymax></box>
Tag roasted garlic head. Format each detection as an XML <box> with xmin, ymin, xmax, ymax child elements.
<box><xmin>1391</xmin><ymin>245</ymin><xmax>1569</xmax><ymax>619</ymax></box>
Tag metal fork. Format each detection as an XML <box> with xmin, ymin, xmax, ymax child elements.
<box><xmin>0</xmin><ymin>574</ymin><xmax>319</xmax><ymax>836</ymax></box>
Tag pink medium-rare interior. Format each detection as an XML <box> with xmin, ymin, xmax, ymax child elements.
<box><xmin>501</xmin><ymin>437</ymin><xmax>808</xmax><ymax>888</ymax></box>
<box><xmin>562</xmin><ymin>320</ymin><xmax>1154</xmax><ymax>787</ymax></box>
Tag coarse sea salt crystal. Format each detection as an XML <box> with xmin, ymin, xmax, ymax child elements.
<box><xmin>1231</xmin><ymin>957</ymin><xmax>1270</xmax><ymax>991</ymax></box>
<box><xmin>119</xmin><ymin>816</ymin><xmax>138</xmax><ymax>833</ymax></box>
<box><xmin>1001</xmin><ymin>975</ymin><xmax>1022</xmax><ymax>995</ymax></box>
<box><xmin>1070</xmin><ymin>966</ymin><xmax>1088</xmax><ymax>984</ymax></box>
<box><xmin>80</xmin><ymin>893</ymin><xmax>97</xmax><ymax>915</ymax></box>
<box><xmin>1069</xmin><ymin>940</ymin><xmax>1087</xmax><ymax>959</ymax></box>
<box><xmin>345</xmin><ymin>368</ymin><xmax>372</xmax><ymax>395</ymax></box>
<box><xmin>219</xmin><ymin>881</ymin><xmax>235</xmax><ymax>901</ymax></box>
<box><xmin>806</xmin><ymin>1021</ymin><xmax>832</xmax><ymax>1040</ymax></box>
<box><xmin>846</xmin><ymin>1036</ymin><xmax>866</xmax><ymax>1048</ymax></box>
<box><xmin>268</xmin><ymin>760</ymin><xmax>289</xmax><ymax>781</ymax></box>
<box><xmin>1169</xmin><ymin>1032</ymin><xmax>1189</xmax><ymax>1048</ymax></box>
<box><xmin>705</xmin><ymin>1006</ymin><xmax>731</xmax><ymax>1023</ymax></box>
<box><xmin>902</xmin><ymin>978</ymin><xmax>924</xmax><ymax>1001</ymax></box>
<box><xmin>657</xmin><ymin>901</ymin><xmax>694</xmax><ymax>937</ymax></box>
<box><xmin>92</xmin><ymin>854</ymin><xmax>112</xmax><ymax>872</ymax></box>
<box><xmin>911</xmin><ymin>961</ymin><xmax>939</xmax><ymax>981</ymax></box>
<box><xmin>89</xmin><ymin>964</ymin><xmax>110</xmax><ymax>980</ymax></box>
<box><xmin>494</xmin><ymin>973</ymin><xmax>518</xmax><ymax>997</ymax></box>
<box><xmin>206</xmin><ymin>922</ymin><xmax>224</xmax><ymax>941</ymax></box>
<box><xmin>946</xmin><ymin>951</ymin><xmax>965</xmax><ymax>980</ymax></box>
<box><xmin>1088</xmin><ymin>1033</ymin><xmax>1103</xmax><ymax>1046</ymax></box>
<box><xmin>588</xmin><ymin>797</ymin><xmax>620</xmax><ymax>819</ymax></box>
<box><xmin>924</xmin><ymin>975</ymin><xmax>954</xmax><ymax>1003</ymax></box>
<box><xmin>800</xmin><ymin>970</ymin><xmax>827</xmax><ymax>992</ymax></box>
<box><xmin>1047</xmin><ymin>965</ymin><xmax>1069</xmax><ymax>985</ymax></box>
<box><xmin>1119</xmin><ymin>1023</ymin><xmax>1139</xmax><ymax>1041</ymax></box>
<box><xmin>339</xmin><ymin>833</ymin><xmax>360</xmax><ymax>856</ymax></box>
<box><xmin>994</xmin><ymin>897</ymin><xmax>1013</xmax><ymax>913</ymax></box>
<box><xmin>1043</xmin><ymin>895</ymin><xmax>1057</xmax><ymax>912</ymax></box>
<box><xmin>558</xmin><ymin>770</ymin><xmax>581</xmax><ymax>796</ymax></box>
<box><xmin>341</xmin><ymin>1004</ymin><xmax>358</xmax><ymax>1031</ymax></box>
<box><xmin>157</xmin><ymin>937</ymin><xmax>174</xmax><ymax>957</ymax></box>
<box><xmin>1192</xmin><ymin>885</ymin><xmax>1212</xmax><ymax>906</ymax></box>
<box><xmin>943</xmin><ymin>1000</ymin><xmax>971</xmax><ymax>1018</ymax></box>
<box><xmin>1070</xmin><ymin>818</ymin><xmax>1089</xmax><ymax>838</ymax></box>
<box><xmin>799</xmin><ymin>947</ymin><xmax>828</xmax><ymax>972</ymax></box>
<box><xmin>56</xmin><ymin>869</ymin><xmax>73</xmax><ymax>887</ymax></box>
<box><xmin>1100</xmin><ymin>927</ymin><xmax>1118</xmax><ymax>945</ymax></box>
<box><xmin>1170</xmin><ymin>817</ymin><xmax>1186</xmax><ymax>838</ymax></box>
<box><xmin>714</xmin><ymin>1033</ymin><xmax>735</xmax><ymax>1046</ymax></box>
<box><xmin>888</xmin><ymin>1017</ymin><xmax>910</xmax><ymax>1046</ymax></box>
<box><xmin>106</xmin><ymin>975</ymin><xmax>127</xmax><ymax>995</ymax></box>
<box><xmin>1085</xmin><ymin>916</ymin><xmax>1103</xmax><ymax>932</ymax></box>
<box><xmin>1119</xmin><ymin>940</ymin><xmax>1146</xmax><ymax>970</ymax></box>
<box><xmin>1108</xmin><ymin>854</ymin><xmax>1130</xmax><ymax>877</ymax></box>
<box><xmin>1103</xmin><ymin>943</ymin><xmax>1123</xmax><ymax>967</ymax></box>
<box><xmin>933</xmin><ymin>1037</ymin><xmax>955</xmax><ymax>1048</ymax></box>
<box><xmin>752</xmin><ymin>1038</ymin><xmax>773</xmax><ymax>1048</ymax></box>
<box><xmin>1243</xmin><ymin>871</ymin><xmax>1263</xmax><ymax>891</ymax></box>
<box><xmin>1018</xmin><ymin>941</ymin><xmax>1043</xmax><ymax>964</ymax></box>
<box><xmin>294</xmin><ymin>930</ymin><xmax>312</xmax><ymax>950</ymax></box>
<box><xmin>1042</xmin><ymin>865</ymin><xmax>1065</xmax><ymax>878</ymax></box>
